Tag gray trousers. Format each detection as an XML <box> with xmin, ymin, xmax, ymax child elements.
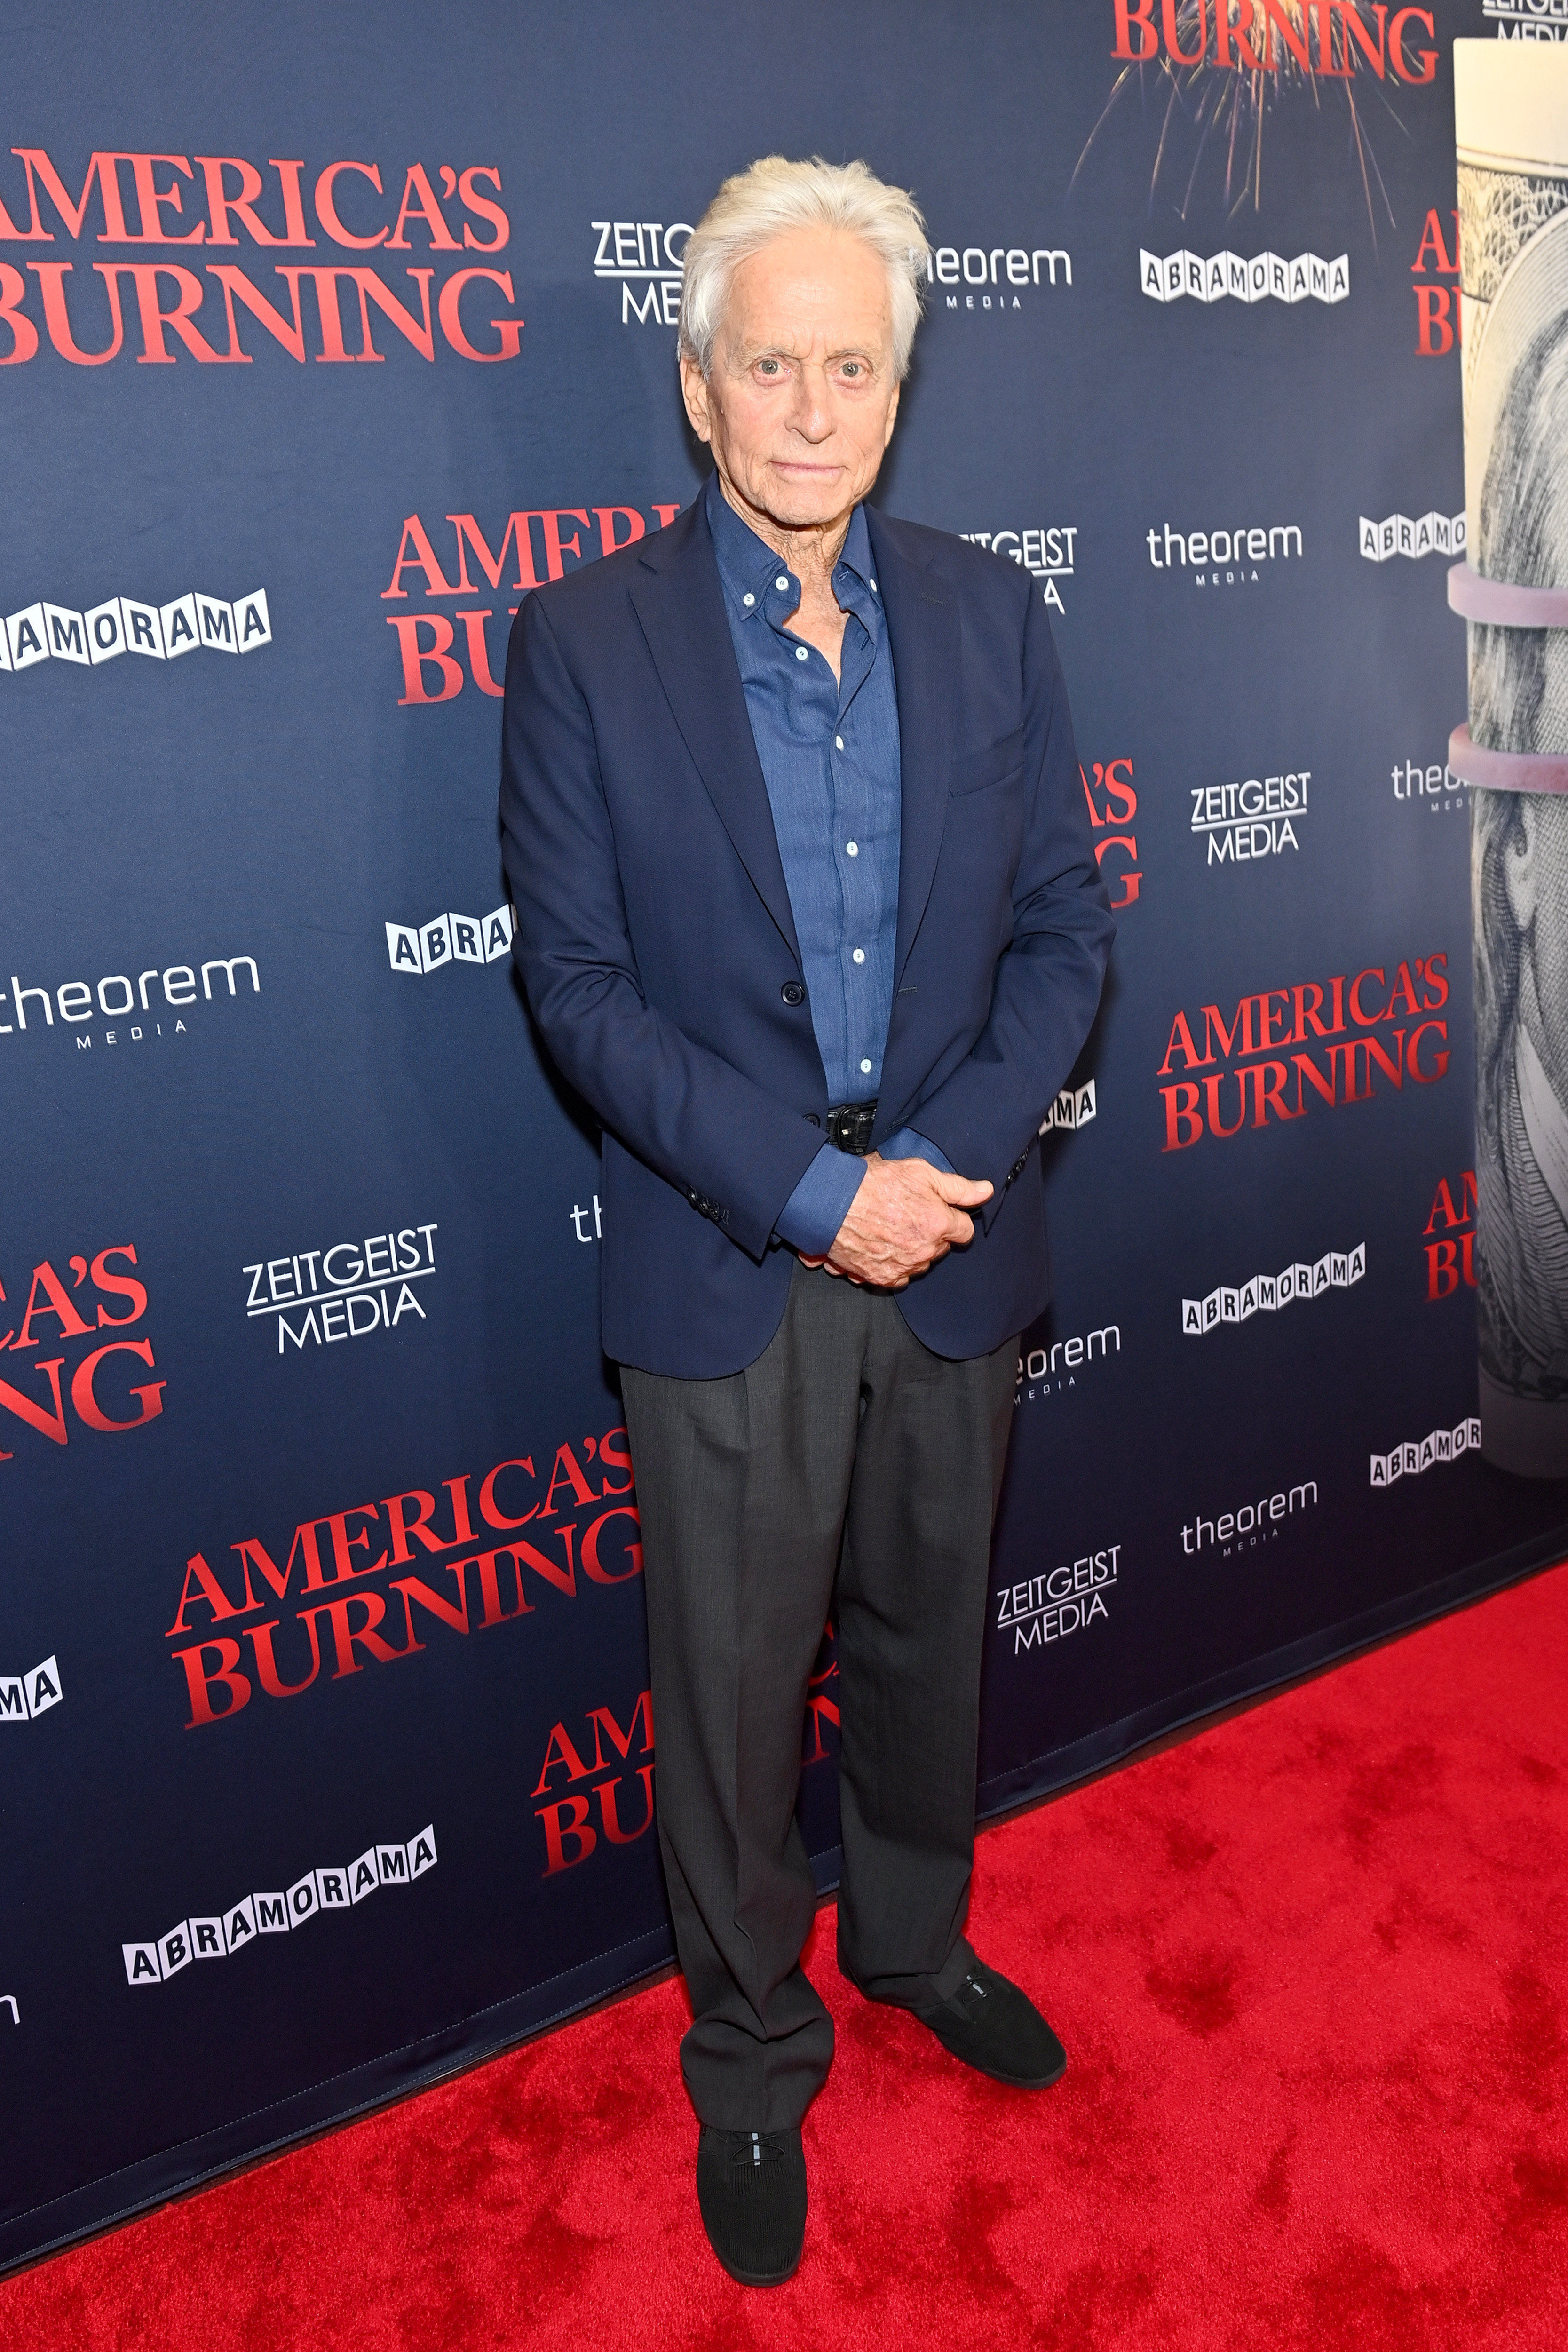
<box><xmin>620</xmin><ymin>1262</ymin><xmax>1017</xmax><ymax>2130</ymax></box>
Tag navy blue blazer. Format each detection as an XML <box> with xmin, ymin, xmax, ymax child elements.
<box><xmin>499</xmin><ymin>494</ymin><xmax>1114</xmax><ymax>1376</ymax></box>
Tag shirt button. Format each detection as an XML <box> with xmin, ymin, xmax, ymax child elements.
<box><xmin>870</xmin><ymin>578</ymin><xmax>878</xmax><ymax>592</ymax></box>
<box><xmin>852</xmin><ymin>949</ymin><xmax>865</xmax><ymax>964</ymax></box>
<box><xmin>860</xmin><ymin>1058</ymin><xmax>873</xmax><ymax>1074</ymax></box>
<box><xmin>742</xmin><ymin>592</ymin><xmax>755</xmax><ymax>608</ymax></box>
<box><xmin>795</xmin><ymin>645</ymin><xmax>808</xmax><ymax>661</ymax></box>
<box><xmin>846</xmin><ymin>841</ymin><xmax>859</xmax><ymax>856</ymax></box>
<box><xmin>776</xmin><ymin>575</ymin><xmax>789</xmax><ymax>591</ymax></box>
<box><xmin>835</xmin><ymin>735</ymin><xmax>844</xmax><ymax>750</ymax></box>
<box><xmin>781</xmin><ymin>981</ymin><xmax>805</xmax><ymax>1006</ymax></box>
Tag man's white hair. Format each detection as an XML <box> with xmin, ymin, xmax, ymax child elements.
<box><xmin>678</xmin><ymin>156</ymin><xmax>930</xmax><ymax>381</ymax></box>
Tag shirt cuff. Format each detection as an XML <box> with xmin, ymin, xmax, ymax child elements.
<box><xmin>879</xmin><ymin>1126</ymin><xmax>955</xmax><ymax>1176</ymax></box>
<box><xmin>774</xmin><ymin>1144</ymin><xmax>867</xmax><ymax>1257</ymax></box>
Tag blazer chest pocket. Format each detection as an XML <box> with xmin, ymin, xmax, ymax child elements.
<box><xmin>949</xmin><ymin>730</ymin><xmax>1024</xmax><ymax>798</ymax></box>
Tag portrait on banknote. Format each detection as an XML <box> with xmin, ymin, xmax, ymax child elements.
<box><xmin>1457</xmin><ymin>41</ymin><xmax>1568</xmax><ymax>1472</ymax></box>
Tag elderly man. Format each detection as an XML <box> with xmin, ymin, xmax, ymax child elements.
<box><xmin>501</xmin><ymin>155</ymin><xmax>1112</xmax><ymax>2286</ymax></box>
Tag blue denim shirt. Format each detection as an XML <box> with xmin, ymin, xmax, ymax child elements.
<box><xmin>705</xmin><ymin>476</ymin><xmax>949</xmax><ymax>1255</ymax></box>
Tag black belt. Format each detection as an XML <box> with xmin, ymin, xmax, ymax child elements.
<box><xmin>826</xmin><ymin>1098</ymin><xmax>878</xmax><ymax>1154</ymax></box>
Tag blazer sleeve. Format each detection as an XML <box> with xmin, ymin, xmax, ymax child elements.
<box><xmin>499</xmin><ymin>591</ymin><xmax>825</xmax><ymax>1262</ymax></box>
<box><xmin>902</xmin><ymin>586</ymin><xmax>1115</xmax><ymax>1221</ymax></box>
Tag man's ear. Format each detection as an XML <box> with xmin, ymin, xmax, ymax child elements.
<box><xmin>1505</xmin><ymin>799</ymin><xmax>1540</xmax><ymax>936</ymax></box>
<box><xmin>680</xmin><ymin>355</ymin><xmax>713</xmax><ymax>445</ymax></box>
<box><xmin>882</xmin><ymin>378</ymin><xmax>901</xmax><ymax>450</ymax></box>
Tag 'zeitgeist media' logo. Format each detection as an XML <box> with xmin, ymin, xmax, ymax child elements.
<box><xmin>0</xmin><ymin>1244</ymin><xmax>162</xmax><ymax>1461</ymax></box>
<box><xmin>959</xmin><ymin>528</ymin><xmax>1077</xmax><ymax>615</ymax></box>
<box><xmin>995</xmin><ymin>1545</ymin><xmax>1119</xmax><ymax>1657</ymax></box>
<box><xmin>1157</xmin><ymin>952</ymin><xmax>1450</xmax><ymax>1150</ymax></box>
<box><xmin>0</xmin><ymin>150</ymin><xmax>522</xmax><ymax>367</ymax></box>
<box><xmin>244</xmin><ymin>1224</ymin><xmax>437</xmax><ymax>1355</ymax></box>
<box><xmin>1</xmin><ymin>1656</ymin><xmax>62</xmax><ymax>1724</ymax></box>
<box><xmin>386</xmin><ymin>904</ymin><xmax>514</xmax><ymax>977</ymax></box>
<box><xmin>1191</xmin><ymin>767</ymin><xmax>1309</xmax><ymax>867</ymax></box>
<box><xmin>382</xmin><ymin>503</ymin><xmax>681</xmax><ymax>705</ymax></box>
<box><xmin>1482</xmin><ymin>0</ymin><xmax>1568</xmax><ymax>43</ymax></box>
<box><xmin>165</xmin><ymin>1425</ymin><xmax>641</xmax><ymax>1728</ymax></box>
<box><xmin>2</xmin><ymin>586</ymin><xmax>270</xmax><ymax>676</ymax></box>
<box><xmin>122</xmin><ymin>1826</ymin><xmax>436</xmax><ymax>1986</ymax></box>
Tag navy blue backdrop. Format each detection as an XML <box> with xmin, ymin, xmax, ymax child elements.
<box><xmin>3</xmin><ymin>0</ymin><xmax>1565</xmax><ymax>2273</ymax></box>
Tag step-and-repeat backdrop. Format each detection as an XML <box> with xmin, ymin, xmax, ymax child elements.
<box><xmin>4</xmin><ymin>0</ymin><xmax>1566</xmax><ymax>2270</ymax></box>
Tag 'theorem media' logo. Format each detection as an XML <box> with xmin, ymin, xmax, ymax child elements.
<box><xmin>1148</xmin><ymin>520</ymin><xmax>1303</xmax><ymax>589</ymax></box>
<box><xmin>1181</xmin><ymin>1480</ymin><xmax>1318</xmax><ymax>1557</ymax></box>
<box><xmin>3</xmin><ymin>949</ymin><xmax>260</xmax><ymax>1052</ymax></box>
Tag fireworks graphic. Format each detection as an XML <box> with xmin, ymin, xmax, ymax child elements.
<box><xmin>1073</xmin><ymin>0</ymin><xmax>1403</xmax><ymax>238</ymax></box>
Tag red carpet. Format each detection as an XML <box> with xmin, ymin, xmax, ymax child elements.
<box><xmin>8</xmin><ymin>1563</ymin><xmax>1568</xmax><ymax>2350</ymax></box>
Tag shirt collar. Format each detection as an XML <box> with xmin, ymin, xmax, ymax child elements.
<box><xmin>704</xmin><ymin>471</ymin><xmax>876</xmax><ymax>618</ymax></box>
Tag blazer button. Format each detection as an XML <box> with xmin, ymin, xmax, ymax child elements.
<box><xmin>781</xmin><ymin>981</ymin><xmax>805</xmax><ymax>1006</ymax></box>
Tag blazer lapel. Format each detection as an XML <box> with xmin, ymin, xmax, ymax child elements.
<box><xmin>869</xmin><ymin>509</ymin><xmax>959</xmax><ymax>987</ymax></box>
<box><xmin>628</xmin><ymin>502</ymin><xmax>800</xmax><ymax>962</ymax></box>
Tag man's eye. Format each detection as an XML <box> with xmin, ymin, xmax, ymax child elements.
<box><xmin>841</xmin><ymin>362</ymin><xmax>862</xmax><ymax>379</ymax></box>
<box><xmin>757</xmin><ymin>359</ymin><xmax>781</xmax><ymax>376</ymax></box>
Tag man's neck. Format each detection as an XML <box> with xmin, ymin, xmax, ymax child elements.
<box><xmin>714</xmin><ymin>469</ymin><xmax>855</xmax><ymax>595</ymax></box>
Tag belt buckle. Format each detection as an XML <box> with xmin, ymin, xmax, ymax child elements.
<box><xmin>828</xmin><ymin>1098</ymin><xmax>877</xmax><ymax>1154</ymax></box>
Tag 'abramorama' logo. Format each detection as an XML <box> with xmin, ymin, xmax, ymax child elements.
<box><xmin>1140</xmin><ymin>249</ymin><xmax>1348</xmax><ymax>303</ymax></box>
<box><xmin>1370</xmin><ymin>1418</ymin><xmax>1480</xmax><ymax>1484</ymax></box>
<box><xmin>1359</xmin><ymin>511</ymin><xmax>1465</xmax><ymax>561</ymax></box>
<box><xmin>1182</xmin><ymin>1244</ymin><xmax>1365</xmax><ymax>1335</ymax></box>
<box><xmin>122</xmin><ymin>1825</ymin><xmax>436</xmax><ymax>1985</ymax></box>
<box><xmin>0</xmin><ymin>1656</ymin><xmax>62</xmax><ymax>1723</ymax></box>
<box><xmin>386</xmin><ymin>904</ymin><xmax>513</xmax><ymax>976</ymax></box>
<box><xmin>2</xmin><ymin>587</ymin><xmax>269</xmax><ymax>673</ymax></box>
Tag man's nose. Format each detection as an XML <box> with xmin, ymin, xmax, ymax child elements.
<box><xmin>787</xmin><ymin>364</ymin><xmax>835</xmax><ymax>440</ymax></box>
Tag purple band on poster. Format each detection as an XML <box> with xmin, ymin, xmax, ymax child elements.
<box><xmin>1449</xmin><ymin>724</ymin><xmax>1568</xmax><ymax>795</ymax></box>
<box><xmin>1448</xmin><ymin>561</ymin><xmax>1568</xmax><ymax>628</ymax></box>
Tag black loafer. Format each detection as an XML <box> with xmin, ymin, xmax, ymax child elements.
<box><xmin>914</xmin><ymin>1960</ymin><xmax>1067</xmax><ymax>2089</ymax></box>
<box><xmin>695</xmin><ymin>2124</ymin><xmax>808</xmax><ymax>2286</ymax></box>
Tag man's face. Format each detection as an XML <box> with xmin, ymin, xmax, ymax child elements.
<box><xmin>681</xmin><ymin>227</ymin><xmax>901</xmax><ymax>533</ymax></box>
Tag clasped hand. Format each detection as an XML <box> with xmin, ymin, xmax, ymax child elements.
<box><xmin>798</xmin><ymin>1151</ymin><xmax>993</xmax><ymax>1290</ymax></box>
